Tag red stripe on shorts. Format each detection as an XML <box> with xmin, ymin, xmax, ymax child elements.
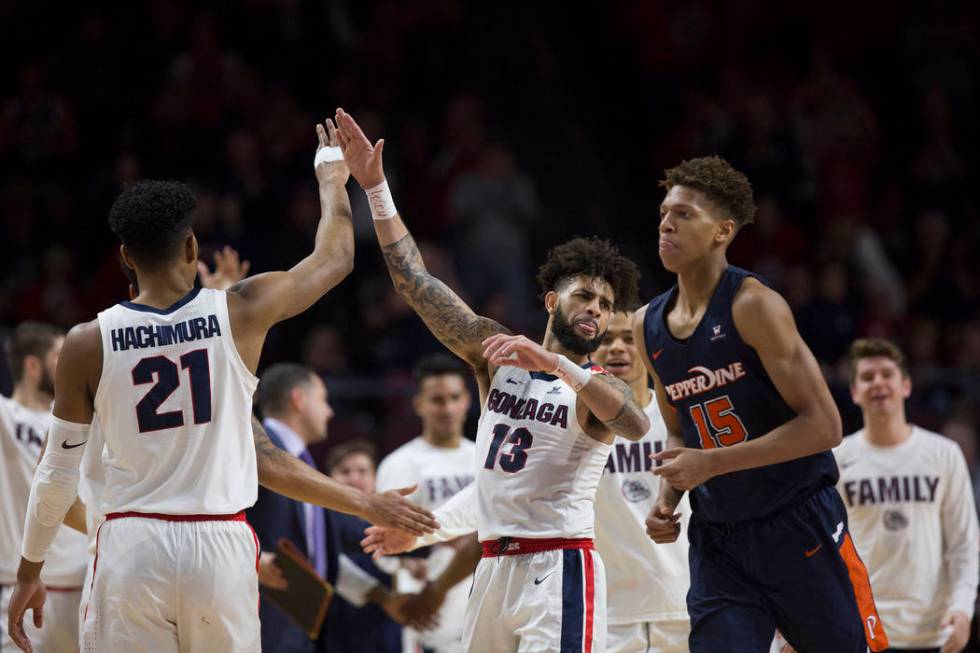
<box><xmin>481</xmin><ymin>537</ymin><xmax>593</xmax><ymax>557</ymax></box>
<box><xmin>582</xmin><ymin>547</ymin><xmax>595</xmax><ymax>653</ymax></box>
<box><xmin>104</xmin><ymin>510</ymin><xmax>246</xmax><ymax>522</ymax></box>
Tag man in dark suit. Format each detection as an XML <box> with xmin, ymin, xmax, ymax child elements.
<box><xmin>248</xmin><ymin>363</ymin><xmax>408</xmax><ymax>652</ymax></box>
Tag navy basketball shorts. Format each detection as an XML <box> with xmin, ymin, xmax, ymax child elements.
<box><xmin>686</xmin><ymin>486</ymin><xmax>889</xmax><ymax>653</ymax></box>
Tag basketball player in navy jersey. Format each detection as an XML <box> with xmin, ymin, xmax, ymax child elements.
<box><xmin>635</xmin><ymin>156</ymin><xmax>888</xmax><ymax>653</ymax></box>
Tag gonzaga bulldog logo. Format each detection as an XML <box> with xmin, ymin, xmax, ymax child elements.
<box><xmin>621</xmin><ymin>479</ymin><xmax>652</xmax><ymax>503</ymax></box>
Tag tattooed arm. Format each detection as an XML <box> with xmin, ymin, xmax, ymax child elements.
<box><xmin>579</xmin><ymin>373</ymin><xmax>650</xmax><ymax>442</ymax></box>
<box><xmin>333</xmin><ymin>109</ymin><xmax>509</xmax><ymax>383</ymax></box>
<box><xmin>252</xmin><ymin>417</ymin><xmax>439</xmax><ymax>536</ymax></box>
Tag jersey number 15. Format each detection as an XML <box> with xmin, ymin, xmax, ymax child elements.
<box><xmin>689</xmin><ymin>395</ymin><xmax>747</xmax><ymax>449</ymax></box>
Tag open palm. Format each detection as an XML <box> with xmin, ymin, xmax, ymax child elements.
<box><xmin>334</xmin><ymin>108</ymin><xmax>385</xmax><ymax>189</ymax></box>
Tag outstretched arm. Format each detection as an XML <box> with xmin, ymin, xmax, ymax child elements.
<box><xmin>251</xmin><ymin>416</ymin><xmax>438</xmax><ymax>536</ymax></box>
<box><xmin>226</xmin><ymin>120</ymin><xmax>355</xmax><ymax>370</ymax></box>
<box><xmin>333</xmin><ymin>108</ymin><xmax>508</xmax><ymax>372</ymax></box>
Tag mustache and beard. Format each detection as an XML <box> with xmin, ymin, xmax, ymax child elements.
<box><xmin>550</xmin><ymin>304</ymin><xmax>603</xmax><ymax>357</ymax></box>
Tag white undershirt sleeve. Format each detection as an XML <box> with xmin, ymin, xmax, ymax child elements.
<box><xmin>22</xmin><ymin>417</ymin><xmax>90</xmax><ymax>562</ymax></box>
<box><xmin>941</xmin><ymin>444</ymin><xmax>980</xmax><ymax>618</ymax></box>
<box><xmin>413</xmin><ymin>481</ymin><xmax>478</xmax><ymax>549</ymax></box>
<box><xmin>335</xmin><ymin>553</ymin><xmax>380</xmax><ymax>607</ymax></box>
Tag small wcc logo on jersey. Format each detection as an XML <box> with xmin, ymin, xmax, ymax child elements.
<box><xmin>710</xmin><ymin>324</ymin><xmax>725</xmax><ymax>341</ymax></box>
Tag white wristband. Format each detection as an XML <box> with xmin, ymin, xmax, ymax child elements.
<box><xmin>551</xmin><ymin>355</ymin><xmax>592</xmax><ymax>392</ymax></box>
<box><xmin>314</xmin><ymin>146</ymin><xmax>344</xmax><ymax>168</ymax></box>
<box><xmin>364</xmin><ymin>179</ymin><xmax>398</xmax><ymax>221</ymax></box>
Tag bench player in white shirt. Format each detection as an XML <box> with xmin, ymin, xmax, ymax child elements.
<box><xmin>592</xmin><ymin>312</ymin><xmax>692</xmax><ymax>653</ymax></box>
<box><xmin>4</xmin><ymin>120</ymin><xmax>437</xmax><ymax>653</ymax></box>
<box><xmin>375</xmin><ymin>353</ymin><xmax>478</xmax><ymax>653</ymax></box>
<box><xmin>834</xmin><ymin>338</ymin><xmax>978</xmax><ymax>653</ymax></box>
<box><xmin>0</xmin><ymin>323</ymin><xmax>89</xmax><ymax>652</ymax></box>
<box><xmin>333</xmin><ymin>108</ymin><xmax>650</xmax><ymax>652</ymax></box>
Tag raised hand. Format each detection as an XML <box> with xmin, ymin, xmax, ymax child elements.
<box><xmin>651</xmin><ymin>448</ymin><xmax>719</xmax><ymax>491</ymax></box>
<box><xmin>482</xmin><ymin>334</ymin><xmax>559</xmax><ymax>372</ymax></box>
<box><xmin>315</xmin><ymin>118</ymin><xmax>350</xmax><ymax>186</ymax></box>
<box><xmin>7</xmin><ymin>579</ymin><xmax>45</xmax><ymax>652</ymax></box>
<box><xmin>333</xmin><ymin>108</ymin><xmax>385</xmax><ymax>189</ymax></box>
<box><xmin>363</xmin><ymin>485</ymin><xmax>440</xmax><ymax>536</ymax></box>
<box><xmin>197</xmin><ymin>245</ymin><xmax>251</xmax><ymax>291</ymax></box>
<box><xmin>361</xmin><ymin>525</ymin><xmax>419</xmax><ymax>560</ymax></box>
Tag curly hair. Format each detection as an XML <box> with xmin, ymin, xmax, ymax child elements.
<box><xmin>660</xmin><ymin>156</ymin><xmax>757</xmax><ymax>226</ymax></box>
<box><xmin>536</xmin><ymin>237</ymin><xmax>640</xmax><ymax>312</ymax></box>
<box><xmin>108</xmin><ymin>180</ymin><xmax>196</xmax><ymax>267</ymax></box>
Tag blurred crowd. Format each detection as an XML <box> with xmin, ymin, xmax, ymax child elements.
<box><xmin>0</xmin><ymin>1</ymin><xmax>977</xmax><ymax>467</ymax></box>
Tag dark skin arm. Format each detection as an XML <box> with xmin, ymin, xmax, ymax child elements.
<box><xmin>631</xmin><ymin>307</ymin><xmax>685</xmax><ymax>543</ymax></box>
<box><xmin>225</xmin><ymin>120</ymin><xmax>355</xmax><ymax>373</ymax></box>
<box><xmin>399</xmin><ymin>535</ymin><xmax>482</xmax><ymax>630</ymax></box>
<box><xmin>251</xmin><ymin>417</ymin><xmax>438</xmax><ymax>535</ymax></box>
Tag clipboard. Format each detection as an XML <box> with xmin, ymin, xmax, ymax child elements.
<box><xmin>262</xmin><ymin>537</ymin><xmax>335</xmax><ymax>639</ymax></box>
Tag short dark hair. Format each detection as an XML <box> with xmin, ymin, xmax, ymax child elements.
<box><xmin>108</xmin><ymin>180</ymin><xmax>196</xmax><ymax>267</ymax></box>
<box><xmin>413</xmin><ymin>353</ymin><xmax>469</xmax><ymax>389</ymax></box>
<box><xmin>536</xmin><ymin>237</ymin><xmax>640</xmax><ymax>312</ymax></box>
<box><xmin>326</xmin><ymin>439</ymin><xmax>378</xmax><ymax>473</ymax></box>
<box><xmin>848</xmin><ymin>338</ymin><xmax>909</xmax><ymax>383</ymax></box>
<box><xmin>660</xmin><ymin>156</ymin><xmax>757</xmax><ymax>227</ymax></box>
<box><xmin>257</xmin><ymin>363</ymin><xmax>316</xmax><ymax>416</ymax></box>
<box><xmin>7</xmin><ymin>322</ymin><xmax>64</xmax><ymax>383</ymax></box>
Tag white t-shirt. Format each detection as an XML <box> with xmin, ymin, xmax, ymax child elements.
<box><xmin>377</xmin><ymin>436</ymin><xmax>476</xmax><ymax>650</ymax></box>
<box><xmin>0</xmin><ymin>396</ymin><xmax>89</xmax><ymax>586</ymax></box>
<box><xmin>94</xmin><ymin>288</ymin><xmax>258</xmax><ymax>515</ymax></box>
<box><xmin>595</xmin><ymin>396</ymin><xmax>691</xmax><ymax>625</ymax></box>
<box><xmin>835</xmin><ymin>426</ymin><xmax>979</xmax><ymax>648</ymax></box>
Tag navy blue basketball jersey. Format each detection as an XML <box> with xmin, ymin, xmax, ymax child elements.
<box><xmin>643</xmin><ymin>266</ymin><xmax>838</xmax><ymax>523</ymax></box>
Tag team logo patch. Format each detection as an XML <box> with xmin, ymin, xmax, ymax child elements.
<box><xmin>710</xmin><ymin>324</ymin><xmax>726</xmax><ymax>341</ymax></box>
<box><xmin>621</xmin><ymin>479</ymin><xmax>652</xmax><ymax>503</ymax></box>
<box><xmin>883</xmin><ymin>509</ymin><xmax>908</xmax><ymax>531</ymax></box>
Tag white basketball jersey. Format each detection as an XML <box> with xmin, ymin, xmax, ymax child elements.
<box><xmin>0</xmin><ymin>396</ymin><xmax>89</xmax><ymax>586</ymax></box>
<box><xmin>94</xmin><ymin>288</ymin><xmax>258</xmax><ymax>515</ymax></box>
<box><xmin>476</xmin><ymin>365</ymin><xmax>611</xmax><ymax>541</ymax></box>
<box><xmin>835</xmin><ymin>427</ymin><xmax>979</xmax><ymax>648</ymax></box>
<box><xmin>595</xmin><ymin>397</ymin><xmax>691</xmax><ymax>625</ymax></box>
<box><xmin>376</xmin><ymin>437</ymin><xmax>476</xmax><ymax>650</ymax></box>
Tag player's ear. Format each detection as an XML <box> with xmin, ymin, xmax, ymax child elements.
<box><xmin>715</xmin><ymin>219</ymin><xmax>736</xmax><ymax>245</ymax></box>
<box><xmin>544</xmin><ymin>291</ymin><xmax>558</xmax><ymax>314</ymax></box>
<box><xmin>185</xmin><ymin>233</ymin><xmax>198</xmax><ymax>264</ymax></box>
<box><xmin>901</xmin><ymin>374</ymin><xmax>912</xmax><ymax>399</ymax></box>
<box><xmin>119</xmin><ymin>244</ymin><xmax>136</xmax><ymax>271</ymax></box>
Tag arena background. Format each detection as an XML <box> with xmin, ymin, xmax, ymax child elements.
<box><xmin>1</xmin><ymin>0</ymin><xmax>978</xmax><ymax>644</ymax></box>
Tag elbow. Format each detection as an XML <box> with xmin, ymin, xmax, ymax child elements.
<box><xmin>619</xmin><ymin>412</ymin><xmax>651</xmax><ymax>441</ymax></box>
<box><xmin>819</xmin><ymin>414</ymin><xmax>843</xmax><ymax>450</ymax></box>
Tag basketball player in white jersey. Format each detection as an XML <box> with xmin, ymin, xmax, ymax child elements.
<box><xmin>1</xmin><ymin>323</ymin><xmax>89</xmax><ymax>652</ymax></box>
<box><xmin>375</xmin><ymin>353</ymin><xmax>477</xmax><ymax>653</ymax></box>
<box><xmin>5</xmin><ymin>119</ymin><xmax>429</xmax><ymax>653</ymax></box>
<box><xmin>835</xmin><ymin>338</ymin><xmax>978</xmax><ymax>653</ymax></box>
<box><xmin>333</xmin><ymin>108</ymin><xmax>650</xmax><ymax>652</ymax></box>
<box><xmin>592</xmin><ymin>311</ymin><xmax>692</xmax><ymax>653</ymax></box>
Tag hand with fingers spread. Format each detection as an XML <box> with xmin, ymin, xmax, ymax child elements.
<box><xmin>7</xmin><ymin>577</ymin><xmax>45</xmax><ymax>652</ymax></box>
<box><xmin>481</xmin><ymin>334</ymin><xmax>559</xmax><ymax>372</ymax></box>
<box><xmin>363</xmin><ymin>485</ymin><xmax>440</xmax><ymax>536</ymax></box>
<box><xmin>645</xmin><ymin>500</ymin><xmax>683</xmax><ymax>544</ymax></box>
<box><xmin>650</xmin><ymin>447</ymin><xmax>719</xmax><ymax>491</ymax></box>
<box><xmin>197</xmin><ymin>245</ymin><xmax>251</xmax><ymax>291</ymax></box>
<box><xmin>333</xmin><ymin>108</ymin><xmax>385</xmax><ymax>189</ymax></box>
<box><xmin>361</xmin><ymin>525</ymin><xmax>418</xmax><ymax>560</ymax></box>
<box><xmin>315</xmin><ymin>118</ymin><xmax>350</xmax><ymax>186</ymax></box>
